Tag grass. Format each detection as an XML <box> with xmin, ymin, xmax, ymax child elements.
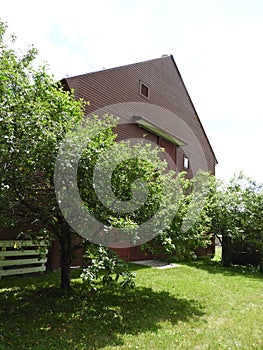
<box><xmin>0</xmin><ymin>255</ymin><xmax>262</xmax><ymax>350</ymax></box>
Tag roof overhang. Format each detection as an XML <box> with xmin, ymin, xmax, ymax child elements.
<box><xmin>133</xmin><ymin>116</ymin><xmax>186</xmax><ymax>146</ymax></box>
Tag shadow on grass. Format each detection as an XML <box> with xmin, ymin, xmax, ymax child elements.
<box><xmin>127</xmin><ymin>262</ymin><xmax>152</xmax><ymax>271</ymax></box>
<box><xmin>184</xmin><ymin>259</ymin><xmax>263</xmax><ymax>281</ymax></box>
<box><xmin>0</xmin><ymin>275</ymin><xmax>205</xmax><ymax>350</ymax></box>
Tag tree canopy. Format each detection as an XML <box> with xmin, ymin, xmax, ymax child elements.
<box><xmin>209</xmin><ymin>173</ymin><xmax>263</xmax><ymax>269</ymax></box>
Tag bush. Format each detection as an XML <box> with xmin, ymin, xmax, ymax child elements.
<box><xmin>81</xmin><ymin>244</ymin><xmax>136</xmax><ymax>290</ymax></box>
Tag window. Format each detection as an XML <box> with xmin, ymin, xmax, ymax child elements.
<box><xmin>139</xmin><ymin>80</ymin><xmax>149</xmax><ymax>99</ymax></box>
<box><xmin>183</xmin><ymin>156</ymin><xmax>189</xmax><ymax>169</ymax></box>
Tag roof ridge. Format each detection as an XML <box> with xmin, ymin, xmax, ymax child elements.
<box><xmin>65</xmin><ymin>55</ymin><xmax>173</xmax><ymax>80</ymax></box>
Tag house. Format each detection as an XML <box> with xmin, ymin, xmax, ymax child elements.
<box><xmin>1</xmin><ymin>55</ymin><xmax>217</xmax><ymax>271</ymax></box>
<box><xmin>61</xmin><ymin>55</ymin><xmax>216</xmax><ymax>177</ymax></box>
<box><xmin>55</xmin><ymin>55</ymin><xmax>217</xmax><ymax>264</ymax></box>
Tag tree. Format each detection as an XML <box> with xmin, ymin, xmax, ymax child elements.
<box><xmin>145</xmin><ymin>171</ymin><xmax>217</xmax><ymax>260</ymax></box>
<box><xmin>209</xmin><ymin>173</ymin><xmax>263</xmax><ymax>269</ymax></box>
<box><xmin>0</xmin><ymin>20</ymin><xmax>87</xmax><ymax>288</ymax></box>
<box><xmin>0</xmin><ymin>21</ymin><xmax>178</xmax><ymax>289</ymax></box>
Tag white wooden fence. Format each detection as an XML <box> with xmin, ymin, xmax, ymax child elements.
<box><xmin>0</xmin><ymin>240</ymin><xmax>49</xmax><ymax>278</ymax></box>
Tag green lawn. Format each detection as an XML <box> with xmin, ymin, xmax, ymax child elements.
<box><xmin>0</xmin><ymin>257</ymin><xmax>262</xmax><ymax>350</ymax></box>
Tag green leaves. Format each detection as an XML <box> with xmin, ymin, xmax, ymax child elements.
<box><xmin>208</xmin><ymin>173</ymin><xmax>263</xmax><ymax>268</ymax></box>
<box><xmin>146</xmin><ymin>171</ymin><xmax>215</xmax><ymax>260</ymax></box>
<box><xmin>0</xmin><ymin>21</ymin><xmax>84</xmax><ymax>233</ymax></box>
<box><xmin>81</xmin><ymin>244</ymin><xmax>136</xmax><ymax>290</ymax></box>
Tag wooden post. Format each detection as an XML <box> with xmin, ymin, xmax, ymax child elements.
<box><xmin>0</xmin><ymin>246</ymin><xmax>6</xmax><ymax>280</ymax></box>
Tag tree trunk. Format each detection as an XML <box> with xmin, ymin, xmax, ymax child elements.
<box><xmin>222</xmin><ymin>234</ymin><xmax>232</xmax><ymax>267</ymax></box>
<box><xmin>59</xmin><ymin>229</ymin><xmax>72</xmax><ymax>290</ymax></box>
<box><xmin>259</xmin><ymin>257</ymin><xmax>263</xmax><ymax>273</ymax></box>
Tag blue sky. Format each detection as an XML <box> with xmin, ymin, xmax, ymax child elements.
<box><xmin>2</xmin><ymin>0</ymin><xmax>263</xmax><ymax>182</ymax></box>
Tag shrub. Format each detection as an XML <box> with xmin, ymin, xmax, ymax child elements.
<box><xmin>81</xmin><ymin>244</ymin><xmax>136</xmax><ymax>290</ymax></box>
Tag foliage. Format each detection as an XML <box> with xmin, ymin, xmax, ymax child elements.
<box><xmin>0</xmin><ymin>20</ymin><xmax>114</xmax><ymax>289</ymax></box>
<box><xmin>0</xmin><ymin>20</ymin><xmax>84</xmax><ymax>231</ymax></box>
<box><xmin>78</xmin><ymin>139</ymin><xmax>176</xmax><ymax>247</ymax></box>
<box><xmin>145</xmin><ymin>171</ymin><xmax>217</xmax><ymax>260</ymax></box>
<box><xmin>0</xmin><ymin>20</ymin><xmax>85</xmax><ymax>289</ymax></box>
<box><xmin>81</xmin><ymin>244</ymin><xmax>136</xmax><ymax>290</ymax></box>
<box><xmin>209</xmin><ymin>173</ymin><xmax>263</xmax><ymax>269</ymax></box>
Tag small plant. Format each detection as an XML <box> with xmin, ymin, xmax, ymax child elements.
<box><xmin>81</xmin><ymin>244</ymin><xmax>136</xmax><ymax>290</ymax></box>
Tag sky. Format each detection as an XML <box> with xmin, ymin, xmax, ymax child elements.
<box><xmin>1</xmin><ymin>0</ymin><xmax>263</xmax><ymax>182</ymax></box>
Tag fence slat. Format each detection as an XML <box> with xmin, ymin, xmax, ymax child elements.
<box><xmin>0</xmin><ymin>257</ymin><xmax>47</xmax><ymax>267</ymax></box>
<box><xmin>0</xmin><ymin>266</ymin><xmax>46</xmax><ymax>277</ymax></box>
<box><xmin>0</xmin><ymin>240</ymin><xmax>47</xmax><ymax>247</ymax></box>
<box><xmin>0</xmin><ymin>249</ymin><xmax>48</xmax><ymax>257</ymax></box>
<box><xmin>0</xmin><ymin>240</ymin><xmax>49</xmax><ymax>278</ymax></box>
